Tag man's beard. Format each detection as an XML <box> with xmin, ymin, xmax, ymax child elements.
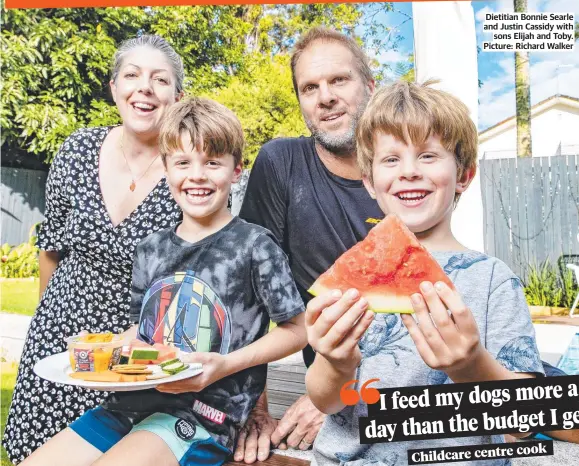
<box><xmin>305</xmin><ymin>90</ymin><xmax>371</xmax><ymax>157</ymax></box>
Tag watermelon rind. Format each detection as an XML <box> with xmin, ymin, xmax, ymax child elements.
<box><xmin>308</xmin><ymin>284</ymin><xmax>415</xmax><ymax>314</ymax></box>
<box><xmin>130</xmin><ymin>348</ymin><xmax>159</xmax><ymax>360</ymax></box>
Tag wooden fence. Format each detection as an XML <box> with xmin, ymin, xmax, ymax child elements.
<box><xmin>1</xmin><ymin>167</ymin><xmax>47</xmax><ymax>246</ymax></box>
<box><xmin>480</xmin><ymin>154</ymin><xmax>579</xmax><ymax>281</ymax></box>
<box><xmin>1</xmin><ymin>167</ymin><xmax>249</xmax><ymax>246</ymax></box>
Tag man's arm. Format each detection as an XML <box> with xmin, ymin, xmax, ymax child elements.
<box><xmin>270</xmin><ymin>394</ymin><xmax>326</xmax><ymax>452</ymax></box>
<box><xmin>233</xmin><ymin>390</ymin><xmax>327</xmax><ymax>461</ymax></box>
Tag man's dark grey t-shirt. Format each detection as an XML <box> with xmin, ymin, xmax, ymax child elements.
<box><xmin>239</xmin><ymin>137</ymin><xmax>384</xmax><ymax>364</ymax></box>
<box><xmin>104</xmin><ymin>217</ymin><xmax>304</xmax><ymax>450</ymax></box>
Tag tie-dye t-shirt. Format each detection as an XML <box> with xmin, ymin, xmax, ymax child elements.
<box><xmin>312</xmin><ymin>251</ymin><xmax>544</xmax><ymax>466</ymax></box>
<box><xmin>103</xmin><ymin>217</ymin><xmax>304</xmax><ymax>451</ymax></box>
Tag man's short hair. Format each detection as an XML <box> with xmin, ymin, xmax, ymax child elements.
<box><xmin>290</xmin><ymin>27</ymin><xmax>373</xmax><ymax>96</ymax></box>
<box><xmin>356</xmin><ymin>80</ymin><xmax>478</xmax><ymax>201</ymax></box>
<box><xmin>159</xmin><ymin>97</ymin><xmax>244</xmax><ymax>167</ymax></box>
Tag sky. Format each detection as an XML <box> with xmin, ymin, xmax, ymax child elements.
<box><xmin>365</xmin><ymin>0</ymin><xmax>579</xmax><ymax>131</ymax></box>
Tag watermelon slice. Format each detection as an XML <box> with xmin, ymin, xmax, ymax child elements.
<box><xmin>308</xmin><ymin>214</ymin><xmax>454</xmax><ymax>313</ymax></box>
<box><xmin>151</xmin><ymin>343</ymin><xmax>178</xmax><ymax>364</ymax></box>
<box><xmin>122</xmin><ymin>340</ymin><xmax>175</xmax><ymax>364</ymax></box>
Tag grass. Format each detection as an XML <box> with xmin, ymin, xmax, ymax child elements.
<box><xmin>1</xmin><ymin>363</ymin><xmax>17</xmax><ymax>466</ymax></box>
<box><xmin>0</xmin><ymin>279</ymin><xmax>39</xmax><ymax>316</ymax></box>
<box><xmin>1</xmin><ymin>278</ymin><xmax>34</xmax><ymax>464</ymax></box>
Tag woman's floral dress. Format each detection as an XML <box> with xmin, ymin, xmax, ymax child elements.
<box><xmin>2</xmin><ymin>127</ymin><xmax>182</xmax><ymax>463</ymax></box>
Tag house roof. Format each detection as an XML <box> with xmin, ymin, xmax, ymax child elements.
<box><xmin>479</xmin><ymin>95</ymin><xmax>579</xmax><ymax>142</ymax></box>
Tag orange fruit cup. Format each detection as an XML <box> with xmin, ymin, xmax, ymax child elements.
<box><xmin>66</xmin><ymin>333</ymin><xmax>124</xmax><ymax>372</ymax></box>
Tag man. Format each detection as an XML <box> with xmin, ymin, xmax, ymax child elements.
<box><xmin>235</xmin><ymin>27</ymin><xmax>383</xmax><ymax>463</ymax></box>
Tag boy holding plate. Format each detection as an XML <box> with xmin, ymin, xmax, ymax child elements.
<box><xmin>23</xmin><ymin>98</ymin><xmax>306</xmax><ymax>466</ymax></box>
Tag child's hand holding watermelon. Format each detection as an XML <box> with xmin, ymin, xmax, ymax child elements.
<box><xmin>306</xmin><ymin>289</ymin><xmax>374</xmax><ymax>373</ymax></box>
<box><xmin>401</xmin><ymin>280</ymin><xmax>504</xmax><ymax>384</ymax></box>
<box><xmin>304</xmin><ymin>288</ymin><xmax>375</xmax><ymax>414</ymax></box>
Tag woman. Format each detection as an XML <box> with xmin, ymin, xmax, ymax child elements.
<box><xmin>2</xmin><ymin>35</ymin><xmax>184</xmax><ymax>464</ymax></box>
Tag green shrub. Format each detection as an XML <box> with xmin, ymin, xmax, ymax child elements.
<box><xmin>524</xmin><ymin>260</ymin><xmax>578</xmax><ymax>308</ymax></box>
<box><xmin>560</xmin><ymin>266</ymin><xmax>579</xmax><ymax>309</ymax></box>
<box><xmin>1</xmin><ymin>226</ymin><xmax>40</xmax><ymax>279</ymax></box>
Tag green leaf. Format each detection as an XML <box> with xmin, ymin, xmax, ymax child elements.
<box><xmin>2</xmin><ymin>4</ymin><xmax>397</xmax><ymax>165</ymax></box>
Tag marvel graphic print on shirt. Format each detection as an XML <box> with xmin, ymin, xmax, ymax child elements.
<box><xmin>104</xmin><ymin>217</ymin><xmax>304</xmax><ymax>451</ymax></box>
<box><xmin>138</xmin><ymin>271</ymin><xmax>232</xmax><ymax>355</ymax></box>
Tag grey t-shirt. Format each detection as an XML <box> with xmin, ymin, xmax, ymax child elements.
<box><xmin>312</xmin><ymin>251</ymin><xmax>544</xmax><ymax>466</ymax></box>
<box><xmin>104</xmin><ymin>217</ymin><xmax>304</xmax><ymax>451</ymax></box>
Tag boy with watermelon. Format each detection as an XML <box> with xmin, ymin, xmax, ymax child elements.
<box><xmin>305</xmin><ymin>81</ymin><xmax>545</xmax><ymax>465</ymax></box>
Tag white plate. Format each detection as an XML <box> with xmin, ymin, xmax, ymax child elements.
<box><xmin>34</xmin><ymin>352</ymin><xmax>203</xmax><ymax>392</ymax></box>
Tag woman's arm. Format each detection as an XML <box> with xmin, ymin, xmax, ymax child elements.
<box><xmin>39</xmin><ymin>251</ymin><xmax>60</xmax><ymax>297</ymax></box>
<box><xmin>36</xmin><ymin>135</ymin><xmax>75</xmax><ymax>298</ymax></box>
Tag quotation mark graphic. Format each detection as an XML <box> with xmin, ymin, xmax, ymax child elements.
<box><xmin>340</xmin><ymin>378</ymin><xmax>381</xmax><ymax>405</ymax></box>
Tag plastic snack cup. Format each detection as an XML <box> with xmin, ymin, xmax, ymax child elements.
<box><xmin>66</xmin><ymin>333</ymin><xmax>124</xmax><ymax>372</ymax></box>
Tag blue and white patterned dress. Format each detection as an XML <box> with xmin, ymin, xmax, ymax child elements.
<box><xmin>2</xmin><ymin>127</ymin><xmax>181</xmax><ymax>464</ymax></box>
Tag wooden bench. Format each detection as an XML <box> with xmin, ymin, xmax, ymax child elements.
<box><xmin>225</xmin><ymin>455</ymin><xmax>310</xmax><ymax>466</ymax></box>
<box><xmin>266</xmin><ymin>357</ymin><xmax>307</xmax><ymax>420</ymax></box>
<box><xmin>224</xmin><ymin>357</ymin><xmax>311</xmax><ymax>466</ymax></box>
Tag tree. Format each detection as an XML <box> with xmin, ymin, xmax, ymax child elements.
<box><xmin>514</xmin><ymin>0</ymin><xmax>532</xmax><ymax>157</ymax></box>
<box><xmin>360</xmin><ymin>2</ymin><xmax>408</xmax><ymax>83</ymax></box>
<box><xmin>1</xmin><ymin>7</ymin><xmax>142</xmax><ymax>159</ymax></box>
<box><xmin>206</xmin><ymin>55</ymin><xmax>307</xmax><ymax>167</ymax></box>
<box><xmin>1</xmin><ymin>4</ymin><xmax>370</xmax><ymax>165</ymax></box>
<box><xmin>391</xmin><ymin>54</ymin><xmax>414</xmax><ymax>83</ymax></box>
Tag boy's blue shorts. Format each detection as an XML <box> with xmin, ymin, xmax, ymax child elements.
<box><xmin>70</xmin><ymin>407</ymin><xmax>230</xmax><ymax>466</ymax></box>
